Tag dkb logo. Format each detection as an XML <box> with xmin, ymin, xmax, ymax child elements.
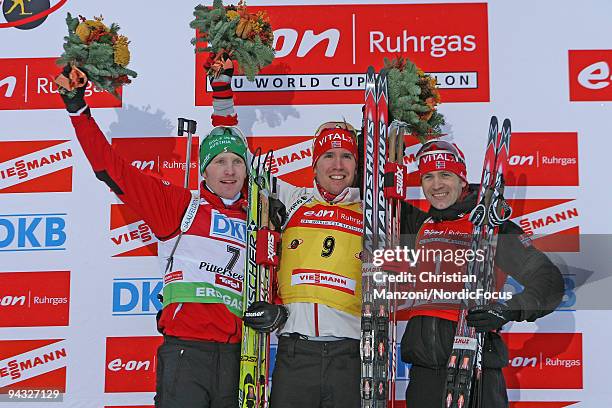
<box><xmin>112</xmin><ymin>278</ymin><xmax>162</xmax><ymax>316</ymax></box>
<box><xmin>0</xmin><ymin>213</ymin><xmax>66</xmax><ymax>251</ymax></box>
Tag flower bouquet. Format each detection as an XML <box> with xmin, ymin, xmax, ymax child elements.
<box><xmin>190</xmin><ymin>0</ymin><xmax>275</xmax><ymax>80</ymax></box>
<box><xmin>384</xmin><ymin>56</ymin><xmax>445</xmax><ymax>142</ymax></box>
<box><xmin>55</xmin><ymin>13</ymin><xmax>137</xmax><ymax>98</ymax></box>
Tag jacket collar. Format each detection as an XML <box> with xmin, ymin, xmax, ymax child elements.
<box><xmin>427</xmin><ymin>184</ymin><xmax>477</xmax><ymax>221</ymax></box>
<box><xmin>313</xmin><ymin>180</ymin><xmax>361</xmax><ymax>204</ymax></box>
<box><xmin>200</xmin><ymin>182</ymin><xmax>247</xmax><ymax>211</ymax></box>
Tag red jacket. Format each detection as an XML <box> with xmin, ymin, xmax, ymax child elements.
<box><xmin>70</xmin><ymin>112</ymin><xmax>245</xmax><ymax>343</ymax></box>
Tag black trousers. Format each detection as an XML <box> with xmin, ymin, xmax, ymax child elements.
<box><xmin>405</xmin><ymin>365</ymin><xmax>508</xmax><ymax>408</ymax></box>
<box><xmin>270</xmin><ymin>335</ymin><xmax>361</xmax><ymax>408</ymax></box>
<box><xmin>154</xmin><ymin>336</ymin><xmax>240</xmax><ymax>408</ymax></box>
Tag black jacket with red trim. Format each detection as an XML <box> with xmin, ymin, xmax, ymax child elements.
<box><xmin>399</xmin><ymin>186</ymin><xmax>564</xmax><ymax>368</ymax></box>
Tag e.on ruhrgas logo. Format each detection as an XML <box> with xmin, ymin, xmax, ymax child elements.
<box><xmin>505</xmin><ymin>132</ymin><xmax>579</xmax><ymax>187</ymax></box>
<box><xmin>0</xmin><ymin>339</ymin><xmax>67</xmax><ymax>392</ymax></box>
<box><xmin>568</xmin><ymin>49</ymin><xmax>612</xmax><ymax>101</ymax></box>
<box><xmin>110</xmin><ymin>204</ymin><xmax>157</xmax><ymax>257</ymax></box>
<box><xmin>247</xmin><ymin>136</ymin><xmax>314</xmax><ymax>187</ymax></box>
<box><xmin>1</xmin><ymin>0</ymin><xmax>68</xmax><ymax>30</ymax></box>
<box><xmin>509</xmin><ymin>199</ymin><xmax>580</xmax><ymax>253</ymax></box>
<box><xmin>0</xmin><ymin>57</ymin><xmax>121</xmax><ymax>110</ymax></box>
<box><xmin>196</xmin><ymin>3</ymin><xmax>490</xmax><ymax>106</ymax></box>
<box><xmin>0</xmin><ymin>271</ymin><xmax>70</xmax><ymax>327</ymax></box>
<box><xmin>104</xmin><ymin>336</ymin><xmax>163</xmax><ymax>393</ymax></box>
<box><xmin>110</xmin><ymin>136</ymin><xmax>199</xmax><ymax>190</ymax></box>
<box><xmin>0</xmin><ymin>140</ymin><xmax>73</xmax><ymax>193</ymax></box>
<box><xmin>502</xmin><ymin>333</ymin><xmax>583</xmax><ymax>390</ymax></box>
<box><xmin>403</xmin><ymin>132</ymin><xmax>579</xmax><ymax>188</ymax></box>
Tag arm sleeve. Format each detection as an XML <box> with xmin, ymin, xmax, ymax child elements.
<box><xmin>210</xmin><ymin>65</ymin><xmax>238</xmax><ymax>127</ymax></box>
<box><xmin>496</xmin><ymin>221</ymin><xmax>565</xmax><ymax>322</ymax></box>
<box><xmin>70</xmin><ymin>112</ymin><xmax>191</xmax><ymax>240</ymax></box>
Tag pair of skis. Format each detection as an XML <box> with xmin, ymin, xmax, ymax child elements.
<box><xmin>444</xmin><ymin>117</ymin><xmax>512</xmax><ymax>408</ymax></box>
<box><xmin>238</xmin><ymin>149</ymin><xmax>277</xmax><ymax>408</ymax></box>
<box><xmin>361</xmin><ymin>66</ymin><xmax>405</xmax><ymax>408</ymax></box>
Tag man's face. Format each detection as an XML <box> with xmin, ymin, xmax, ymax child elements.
<box><xmin>314</xmin><ymin>148</ymin><xmax>357</xmax><ymax>195</ymax></box>
<box><xmin>421</xmin><ymin>170</ymin><xmax>466</xmax><ymax>210</ymax></box>
<box><xmin>203</xmin><ymin>152</ymin><xmax>247</xmax><ymax>199</ymax></box>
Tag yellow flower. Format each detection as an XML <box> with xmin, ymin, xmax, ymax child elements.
<box><xmin>75</xmin><ymin>19</ymin><xmax>109</xmax><ymax>42</ymax></box>
<box><xmin>75</xmin><ymin>23</ymin><xmax>91</xmax><ymax>42</ymax></box>
<box><xmin>227</xmin><ymin>10</ymin><xmax>240</xmax><ymax>20</ymax></box>
<box><xmin>113</xmin><ymin>35</ymin><xmax>130</xmax><ymax>66</ymax></box>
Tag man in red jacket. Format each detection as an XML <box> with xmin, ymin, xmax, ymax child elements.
<box><xmin>60</xmin><ymin>58</ymin><xmax>250</xmax><ymax>408</ymax></box>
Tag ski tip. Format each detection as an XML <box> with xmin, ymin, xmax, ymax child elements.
<box><xmin>502</xmin><ymin>118</ymin><xmax>511</xmax><ymax>130</ymax></box>
<box><xmin>489</xmin><ymin>116</ymin><xmax>498</xmax><ymax>129</ymax></box>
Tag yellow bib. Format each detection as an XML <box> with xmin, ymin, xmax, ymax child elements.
<box><xmin>278</xmin><ymin>201</ymin><xmax>363</xmax><ymax>316</ymax></box>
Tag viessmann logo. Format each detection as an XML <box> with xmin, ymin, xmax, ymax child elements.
<box><xmin>0</xmin><ymin>140</ymin><xmax>73</xmax><ymax>193</ymax></box>
<box><xmin>248</xmin><ymin>135</ymin><xmax>314</xmax><ymax>188</ymax></box>
<box><xmin>110</xmin><ymin>204</ymin><xmax>157</xmax><ymax>257</ymax></box>
<box><xmin>0</xmin><ymin>271</ymin><xmax>70</xmax><ymax>327</ymax></box>
<box><xmin>0</xmin><ymin>339</ymin><xmax>67</xmax><ymax>391</ymax></box>
<box><xmin>569</xmin><ymin>49</ymin><xmax>612</xmax><ymax>101</ymax></box>
<box><xmin>196</xmin><ymin>3</ymin><xmax>490</xmax><ymax>105</ymax></box>
<box><xmin>509</xmin><ymin>198</ymin><xmax>580</xmax><ymax>253</ymax></box>
<box><xmin>502</xmin><ymin>333</ymin><xmax>583</xmax><ymax>390</ymax></box>
<box><xmin>0</xmin><ymin>57</ymin><xmax>121</xmax><ymax>110</ymax></box>
<box><xmin>104</xmin><ymin>336</ymin><xmax>163</xmax><ymax>393</ymax></box>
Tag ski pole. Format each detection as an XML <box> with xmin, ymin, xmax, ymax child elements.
<box><xmin>177</xmin><ymin>118</ymin><xmax>197</xmax><ymax>189</ymax></box>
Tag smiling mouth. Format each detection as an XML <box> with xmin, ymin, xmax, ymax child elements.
<box><xmin>220</xmin><ymin>180</ymin><xmax>237</xmax><ymax>184</ymax></box>
<box><xmin>330</xmin><ymin>175</ymin><xmax>346</xmax><ymax>180</ymax></box>
<box><xmin>431</xmin><ymin>192</ymin><xmax>448</xmax><ymax>198</ymax></box>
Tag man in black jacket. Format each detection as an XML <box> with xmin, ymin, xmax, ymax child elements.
<box><xmin>398</xmin><ymin>140</ymin><xmax>564</xmax><ymax>407</ymax></box>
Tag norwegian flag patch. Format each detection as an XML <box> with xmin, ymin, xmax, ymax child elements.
<box><xmin>331</xmin><ymin>141</ymin><xmax>342</xmax><ymax>148</ymax></box>
<box><xmin>436</xmin><ymin>161</ymin><xmax>446</xmax><ymax>169</ymax></box>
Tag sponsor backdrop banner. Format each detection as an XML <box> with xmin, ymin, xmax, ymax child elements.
<box><xmin>0</xmin><ymin>0</ymin><xmax>610</xmax><ymax>406</ymax></box>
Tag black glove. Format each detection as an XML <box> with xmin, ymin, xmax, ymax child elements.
<box><xmin>269</xmin><ymin>197</ymin><xmax>287</xmax><ymax>230</ymax></box>
<box><xmin>466</xmin><ymin>303</ymin><xmax>519</xmax><ymax>332</ymax></box>
<box><xmin>243</xmin><ymin>301</ymin><xmax>288</xmax><ymax>333</ymax></box>
<box><xmin>59</xmin><ymin>66</ymin><xmax>87</xmax><ymax>113</ymax></box>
